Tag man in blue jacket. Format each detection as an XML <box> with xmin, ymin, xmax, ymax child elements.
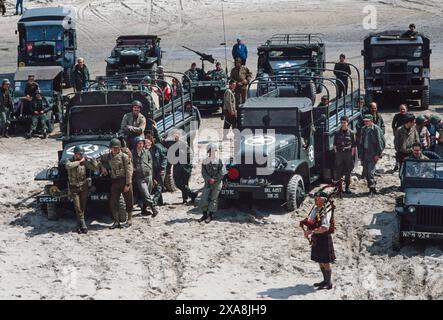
<box><xmin>232</xmin><ymin>38</ymin><xmax>248</xmax><ymax>65</ymax></box>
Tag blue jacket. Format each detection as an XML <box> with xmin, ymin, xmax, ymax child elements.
<box><xmin>232</xmin><ymin>43</ymin><xmax>248</xmax><ymax>61</ymax></box>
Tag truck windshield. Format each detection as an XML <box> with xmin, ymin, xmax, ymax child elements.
<box><xmin>404</xmin><ymin>161</ymin><xmax>443</xmax><ymax>179</ymax></box>
<box><xmin>269</xmin><ymin>49</ymin><xmax>312</xmax><ymax>59</ymax></box>
<box><xmin>26</xmin><ymin>26</ymin><xmax>64</xmax><ymax>41</ymax></box>
<box><xmin>240</xmin><ymin>109</ymin><xmax>298</xmax><ymax>128</ymax></box>
<box><xmin>372</xmin><ymin>45</ymin><xmax>422</xmax><ymax>59</ymax></box>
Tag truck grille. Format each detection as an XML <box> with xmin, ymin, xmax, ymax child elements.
<box><xmin>386</xmin><ymin>61</ymin><xmax>408</xmax><ymax>85</ymax></box>
<box><xmin>416</xmin><ymin>206</ymin><xmax>443</xmax><ymax>227</ymax></box>
<box><xmin>193</xmin><ymin>87</ymin><xmax>217</xmax><ymax>100</ymax></box>
<box><xmin>120</xmin><ymin>55</ymin><xmax>139</xmax><ymax>65</ymax></box>
<box><xmin>34</xmin><ymin>44</ymin><xmax>55</xmax><ymax>59</ymax></box>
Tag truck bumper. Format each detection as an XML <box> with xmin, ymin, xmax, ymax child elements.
<box><xmin>37</xmin><ymin>192</ymin><xmax>110</xmax><ymax>204</ymax></box>
<box><xmin>220</xmin><ymin>183</ymin><xmax>285</xmax><ymax>200</ymax></box>
<box><xmin>194</xmin><ymin>99</ymin><xmax>223</xmax><ymax>109</ymax></box>
<box><xmin>367</xmin><ymin>85</ymin><xmax>428</xmax><ymax>92</ymax></box>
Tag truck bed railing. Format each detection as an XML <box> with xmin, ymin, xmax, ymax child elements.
<box><xmin>265</xmin><ymin>33</ymin><xmax>324</xmax><ymax>45</ymax></box>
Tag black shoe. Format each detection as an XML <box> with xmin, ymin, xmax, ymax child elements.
<box><xmin>393</xmin><ymin>164</ymin><xmax>399</xmax><ymax>172</ymax></box>
<box><xmin>141</xmin><ymin>204</ymin><xmax>151</xmax><ymax>216</ymax></box>
<box><xmin>151</xmin><ymin>206</ymin><xmax>159</xmax><ymax>218</ymax></box>
<box><xmin>182</xmin><ymin>198</ymin><xmax>188</xmax><ymax>204</ymax></box>
<box><xmin>42</xmin><ymin>130</ymin><xmax>47</xmax><ymax>139</ymax></box>
<box><xmin>313</xmin><ymin>281</ymin><xmax>326</xmax><ymax>287</ymax></box>
<box><xmin>317</xmin><ymin>283</ymin><xmax>333</xmax><ymax>290</ymax></box>
<box><xmin>344</xmin><ymin>188</ymin><xmax>352</xmax><ymax>195</ymax></box>
<box><xmin>205</xmin><ymin>213</ymin><xmax>214</xmax><ymax>224</ymax></box>
<box><xmin>109</xmin><ymin>222</ymin><xmax>121</xmax><ymax>229</ymax></box>
<box><xmin>124</xmin><ymin>219</ymin><xmax>132</xmax><ymax>228</ymax></box>
<box><xmin>14</xmin><ymin>12</ymin><xmax>18</xmax><ymax>15</ymax></box>
<box><xmin>190</xmin><ymin>192</ymin><xmax>198</xmax><ymax>204</ymax></box>
<box><xmin>198</xmin><ymin>213</ymin><xmax>208</xmax><ymax>223</ymax></box>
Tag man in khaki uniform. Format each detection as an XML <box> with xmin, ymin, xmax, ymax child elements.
<box><xmin>223</xmin><ymin>80</ymin><xmax>237</xmax><ymax>139</ymax></box>
<box><xmin>230</xmin><ymin>58</ymin><xmax>252</xmax><ymax>105</ymax></box>
<box><xmin>65</xmin><ymin>146</ymin><xmax>98</xmax><ymax>234</ymax></box>
<box><xmin>120</xmin><ymin>100</ymin><xmax>146</xmax><ymax>149</ymax></box>
<box><xmin>394</xmin><ymin>113</ymin><xmax>420</xmax><ymax>168</ymax></box>
<box><xmin>100</xmin><ymin>138</ymin><xmax>134</xmax><ymax>229</ymax></box>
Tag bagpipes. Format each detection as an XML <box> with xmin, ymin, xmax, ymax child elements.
<box><xmin>299</xmin><ymin>179</ymin><xmax>342</xmax><ymax>245</ymax></box>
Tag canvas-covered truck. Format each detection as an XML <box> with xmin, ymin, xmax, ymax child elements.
<box><xmin>362</xmin><ymin>30</ymin><xmax>431</xmax><ymax>109</ymax></box>
<box><xmin>34</xmin><ymin>74</ymin><xmax>195</xmax><ymax>220</ymax></box>
<box><xmin>220</xmin><ymin>73</ymin><xmax>361</xmax><ymax>211</ymax></box>
<box><xmin>256</xmin><ymin>34</ymin><xmax>326</xmax><ymax>104</ymax></box>
<box><xmin>16</xmin><ymin>6</ymin><xmax>77</xmax><ymax>87</ymax></box>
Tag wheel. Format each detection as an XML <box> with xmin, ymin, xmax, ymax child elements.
<box><xmin>392</xmin><ymin>215</ymin><xmax>403</xmax><ymax>251</ymax></box>
<box><xmin>118</xmin><ymin>195</ymin><xmax>128</xmax><ymax>223</ymax></box>
<box><xmin>164</xmin><ymin>164</ymin><xmax>177</xmax><ymax>192</ymax></box>
<box><xmin>285</xmin><ymin>174</ymin><xmax>305</xmax><ymax>212</ymax></box>
<box><xmin>421</xmin><ymin>89</ymin><xmax>430</xmax><ymax>110</ymax></box>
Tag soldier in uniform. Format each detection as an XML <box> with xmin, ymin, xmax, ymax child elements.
<box><xmin>402</xmin><ymin>23</ymin><xmax>418</xmax><ymax>38</ymax></box>
<box><xmin>72</xmin><ymin>58</ymin><xmax>90</xmax><ymax>92</ymax></box>
<box><xmin>198</xmin><ymin>143</ymin><xmax>224</xmax><ymax>224</ymax></box>
<box><xmin>302</xmin><ymin>191</ymin><xmax>335</xmax><ymax>290</ymax></box>
<box><xmin>183</xmin><ymin>62</ymin><xmax>201</xmax><ymax>83</ymax></box>
<box><xmin>0</xmin><ymin>79</ymin><xmax>13</xmax><ymax>138</ymax></box>
<box><xmin>119</xmin><ymin>77</ymin><xmax>134</xmax><ymax>91</ymax></box>
<box><xmin>367</xmin><ymin>102</ymin><xmax>385</xmax><ymax>134</ymax></box>
<box><xmin>1</xmin><ymin>0</ymin><xmax>6</xmax><ymax>16</ymax></box>
<box><xmin>359</xmin><ymin>114</ymin><xmax>385</xmax><ymax>195</ymax></box>
<box><xmin>333</xmin><ymin>116</ymin><xmax>356</xmax><ymax>194</ymax></box>
<box><xmin>223</xmin><ymin>80</ymin><xmax>237</xmax><ymax>139</ymax></box>
<box><xmin>407</xmin><ymin>142</ymin><xmax>429</xmax><ymax>161</ymax></box>
<box><xmin>317</xmin><ymin>95</ymin><xmax>329</xmax><ymax>108</ymax></box>
<box><xmin>120</xmin><ymin>100</ymin><xmax>146</xmax><ymax>149</ymax></box>
<box><xmin>170</xmin><ymin>130</ymin><xmax>198</xmax><ymax>205</ymax></box>
<box><xmin>17</xmin><ymin>75</ymin><xmax>39</xmax><ymax>115</ymax></box>
<box><xmin>145</xmin><ymin>133</ymin><xmax>167</xmax><ymax>208</ymax></box>
<box><xmin>394</xmin><ymin>113</ymin><xmax>420</xmax><ymax>169</ymax></box>
<box><xmin>65</xmin><ymin>146</ymin><xmax>98</xmax><ymax>234</ymax></box>
<box><xmin>229</xmin><ymin>58</ymin><xmax>252</xmax><ymax>105</ymax></box>
<box><xmin>333</xmin><ymin>54</ymin><xmax>351</xmax><ymax>99</ymax></box>
<box><xmin>100</xmin><ymin>138</ymin><xmax>134</xmax><ymax>229</ymax></box>
<box><xmin>207</xmin><ymin>62</ymin><xmax>227</xmax><ymax>81</ymax></box>
<box><xmin>427</xmin><ymin>115</ymin><xmax>441</xmax><ymax>152</ymax></box>
<box><xmin>27</xmin><ymin>90</ymin><xmax>51</xmax><ymax>139</ymax></box>
<box><xmin>392</xmin><ymin>104</ymin><xmax>409</xmax><ymax>170</ymax></box>
<box><xmin>184</xmin><ymin>100</ymin><xmax>201</xmax><ymax>129</ymax></box>
<box><xmin>132</xmin><ymin>136</ymin><xmax>159</xmax><ymax>218</ymax></box>
<box><xmin>415</xmin><ymin>115</ymin><xmax>430</xmax><ymax>151</ymax></box>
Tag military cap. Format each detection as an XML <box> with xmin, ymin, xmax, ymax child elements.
<box><xmin>73</xmin><ymin>146</ymin><xmax>84</xmax><ymax>154</ymax></box>
<box><xmin>207</xmin><ymin>143</ymin><xmax>218</xmax><ymax>152</ymax></box>
<box><xmin>405</xmin><ymin>113</ymin><xmax>415</xmax><ymax>122</ymax></box>
<box><xmin>134</xmin><ymin>136</ymin><xmax>145</xmax><ymax>145</ymax></box>
<box><xmin>416</xmin><ymin>115</ymin><xmax>426</xmax><ymax>125</ymax></box>
<box><xmin>28</xmin><ymin>74</ymin><xmax>35</xmax><ymax>79</ymax></box>
<box><xmin>314</xmin><ymin>191</ymin><xmax>329</xmax><ymax>198</ymax></box>
<box><xmin>363</xmin><ymin>114</ymin><xmax>373</xmax><ymax>121</ymax></box>
<box><xmin>132</xmin><ymin>100</ymin><xmax>142</xmax><ymax>107</ymax></box>
<box><xmin>109</xmin><ymin>138</ymin><xmax>121</xmax><ymax>148</ymax></box>
<box><xmin>430</xmin><ymin>115</ymin><xmax>441</xmax><ymax>125</ymax></box>
<box><xmin>2</xmin><ymin>79</ymin><xmax>10</xmax><ymax>85</ymax></box>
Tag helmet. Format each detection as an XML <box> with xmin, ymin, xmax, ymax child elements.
<box><xmin>2</xmin><ymin>79</ymin><xmax>10</xmax><ymax>85</ymax></box>
<box><xmin>143</xmin><ymin>75</ymin><xmax>151</xmax><ymax>81</ymax></box>
<box><xmin>134</xmin><ymin>136</ymin><xmax>145</xmax><ymax>145</ymax></box>
<box><xmin>73</xmin><ymin>146</ymin><xmax>84</xmax><ymax>154</ymax></box>
<box><xmin>431</xmin><ymin>115</ymin><xmax>441</xmax><ymax>125</ymax></box>
<box><xmin>416</xmin><ymin>115</ymin><xmax>426</xmax><ymax>125</ymax></box>
<box><xmin>35</xmin><ymin>89</ymin><xmax>42</xmax><ymax>95</ymax></box>
<box><xmin>206</xmin><ymin>143</ymin><xmax>218</xmax><ymax>152</ymax></box>
<box><xmin>109</xmin><ymin>138</ymin><xmax>121</xmax><ymax>148</ymax></box>
<box><xmin>314</xmin><ymin>191</ymin><xmax>329</xmax><ymax>199</ymax></box>
<box><xmin>132</xmin><ymin>100</ymin><xmax>142</xmax><ymax>107</ymax></box>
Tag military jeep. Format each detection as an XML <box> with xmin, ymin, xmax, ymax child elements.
<box><xmin>393</xmin><ymin>158</ymin><xmax>443</xmax><ymax>250</ymax></box>
<box><xmin>105</xmin><ymin>35</ymin><xmax>162</xmax><ymax>76</ymax></box>
<box><xmin>362</xmin><ymin>30</ymin><xmax>431</xmax><ymax>109</ymax></box>
<box><xmin>220</xmin><ymin>74</ymin><xmax>362</xmax><ymax>211</ymax></box>
<box><xmin>256</xmin><ymin>34</ymin><xmax>326</xmax><ymax>104</ymax></box>
<box><xmin>35</xmin><ymin>75</ymin><xmax>195</xmax><ymax>220</ymax></box>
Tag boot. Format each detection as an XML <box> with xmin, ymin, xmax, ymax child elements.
<box><xmin>79</xmin><ymin>218</ymin><xmax>88</xmax><ymax>234</ymax></box>
<box><xmin>3</xmin><ymin>126</ymin><xmax>9</xmax><ymax>138</ymax></box>
<box><xmin>205</xmin><ymin>212</ymin><xmax>214</xmax><ymax>224</ymax></box>
<box><xmin>141</xmin><ymin>204</ymin><xmax>151</xmax><ymax>216</ymax></box>
<box><xmin>344</xmin><ymin>185</ymin><xmax>352</xmax><ymax>195</ymax></box>
<box><xmin>26</xmin><ymin>130</ymin><xmax>33</xmax><ymax>139</ymax></box>
<box><xmin>198</xmin><ymin>211</ymin><xmax>208</xmax><ymax>223</ymax></box>
<box><xmin>314</xmin><ymin>268</ymin><xmax>327</xmax><ymax>287</ymax></box>
<box><xmin>151</xmin><ymin>205</ymin><xmax>159</xmax><ymax>218</ymax></box>
<box><xmin>124</xmin><ymin>212</ymin><xmax>133</xmax><ymax>228</ymax></box>
<box><xmin>109</xmin><ymin>221</ymin><xmax>121</xmax><ymax>229</ymax></box>
<box><xmin>42</xmin><ymin>129</ymin><xmax>47</xmax><ymax>139</ymax></box>
<box><xmin>190</xmin><ymin>192</ymin><xmax>198</xmax><ymax>205</ymax></box>
<box><xmin>368</xmin><ymin>187</ymin><xmax>377</xmax><ymax>196</ymax></box>
<box><xmin>318</xmin><ymin>270</ymin><xmax>333</xmax><ymax>290</ymax></box>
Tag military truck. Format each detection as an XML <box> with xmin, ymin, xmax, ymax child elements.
<box><xmin>11</xmin><ymin>66</ymin><xmax>64</xmax><ymax>134</ymax></box>
<box><xmin>256</xmin><ymin>34</ymin><xmax>326</xmax><ymax>104</ymax></box>
<box><xmin>220</xmin><ymin>74</ymin><xmax>361</xmax><ymax>211</ymax></box>
<box><xmin>105</xmin><ymin>35</ymin><xmax>162</xmax><ymax>76</ymax></box>
<box><xmin>16</xmin><ymin>6</ymin><xmax>77</xmax><ymax>87</ymax></box>
<box><xmin>35</xmin><ymin>75</ymin><xmax>195</xmax><ymax>220</ymax></box>
<box><xmin>362</xmin><ymin>30</ymin><xmax>431</xmax><ymax>109</ymax></box>
<box><xmin>182</xmin><ymin>46</ymin><xmax>227</xmax><ymax>112</ymax></box>
<box><xmin>393</xmin><ymin>157</ymin><xmax>443</xmax><ymax>250</ymax></box>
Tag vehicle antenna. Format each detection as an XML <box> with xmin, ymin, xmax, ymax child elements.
<box><xmin>221</xmin><ymin>0</ymin><xmax>229</xmax><ymax>76</ymax></box>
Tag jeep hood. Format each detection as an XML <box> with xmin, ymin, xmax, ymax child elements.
<box><xmin>405</xmin><ymin>188</ymin><xmax>443</xmax><ymax>207</ymax></box>
<box><xmin>60</xmin><ymin>140</ymin><xmax>110</xmax><ymax>164</ymax></box>
<box><xmin>269</xmin><ymin>59</ymin><xmax>309</xmax><ymax>72</ymax></box>
<box><xmin>240</xmin><ymin>133</ymin><xmax>295</xmax><ymax>158</ymax></box>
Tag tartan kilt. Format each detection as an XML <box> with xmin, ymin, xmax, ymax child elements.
<box><xmin>311</xmin><ymin>234</ymin><xmax>336</xmax><ymax>263</ymax></box>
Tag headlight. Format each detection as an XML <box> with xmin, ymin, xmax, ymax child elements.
<box><xmin>214</xmin><ymin>87</ymin><xmax>220</xmax><ymax>92</ymax></box>
<box><xmin>57</xmin><ymin>51</ymin><xmax>62</xmax><ymax>56</ymax></box>
<box><xmin>413</xmin><ymin>67</ymin><xmax>420</xmax><ymax>74</ymax></box>
<box><xmin>374</xmin><ymin>68</ymin><xmax>382</xmax><ymax>75</ymax></box>
<box><xmin>408</xmin><ymin>206</ymin><xmax>416</xmax><ymax>213</ymax></box>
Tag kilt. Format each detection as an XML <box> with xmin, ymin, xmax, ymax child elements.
<box><xmin>311</xmin><ymin>233</ymin><xmax>336</xmax><ymax>263</ymax></box>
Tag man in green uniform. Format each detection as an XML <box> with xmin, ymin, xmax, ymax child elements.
<box><xmin>333</xmin><ymin>116</ymin><xmax>356</xmax><ymax>194</ymax></box>
<box><xmin>394</xmin><ymin>113</ymin><xmax>420</xmax><ymax>168</ymax></box>
<box><xmin>407</xmin><ymin>142</ymin><xmax>429</xmax><ymax>161</ymax></box>
<box><xmin>65</xmin><ymin>146</ymin><xmax>98</xmax><ymax>234</ymax></box>
<box><xmin>27</xmin><ymin>90</ymin><xmax>51</xmax><ymax>139</ymax></box>
<box><xmin>183</xmin><ymin>62</ymin><xmax>201</xmax><ymax>83</ymax></box>
<box><xmin>0</xmin><ymin>79</ymin><xmax>13</xmax><ymax>138</ymax></box>
<box><xmin>120</xmin><ymin>100</ymin><xmax>146</xmax><ymax>149</ymax></box>
<box><xmin>223</xmin><ymin>80</ymin><xmax>237</xmax><ymax>139</ymax></box>
<box><xmin>229</xmin><ymin>58</ymin><xmax>252</xmax><ymax>105</ymax></box>
<box><xmin>198</xmin><ymin>143</ymin><xmax>224</xmax><ymax>223</ymax></box>
<box><xmin>207</xmin><ymin>62</ymin><xmax>227</xmax><ymax>81</ymax></box>
<box><xmin>145</xmin><ymin>133</ymin><xmax>167</xmax><ymax>208</ymax></box>
<box><xmin>359</xmin><ymin>114</ymin><xmax>385</xmax><ymax>195</ymax></box>
<box><xmin>100</xmin><ymin>138</ymin><xmax>134</xmax><ymax>229</ymax></box>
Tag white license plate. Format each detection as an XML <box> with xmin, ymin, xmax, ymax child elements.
<box><xmin>38</xmin><ymin>196</ymin><xmax>60</xmax><ymax>203</ymax></box>
<box><xmin>90</xmin><ymin>194</ymin><xmax>109</xmax><ymax>201</ymax></box>
<box><xmin>401</xmin><ymin>231</ymin><xmax>431</xmax><ymax>239</ymax></box>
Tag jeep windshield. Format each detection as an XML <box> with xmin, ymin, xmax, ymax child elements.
<box><xmin>117</xmin><ymin>39</ymin><xmax>153</xmax><ymax>48</ymax></box>
<box><xmin>372</xmin><ymin>45</ymin><xmax>422</xmax><ymax>59</ymax></box>
<box><xmin>26</xmin><ymin>26</ymin><xmax>64</xmax><ymax>41</ymax></box>
<box><xmin>404</xmin><ymin>160</ymin><xmax>443</xmax><ymax>179</ymax></box>
<box><xmin>240</xmin><ymin>109</ymin><xmax>298</xmax><ymax>128</ymax></box>
<box><xmin>269</xmin><ymin>49</ymin><xmax>313</xmax><ymax>59</ymax></box>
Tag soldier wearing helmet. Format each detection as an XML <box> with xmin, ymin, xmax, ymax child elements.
<box><xmin>402</xmin><ymin>23</ymin><xmax>418</xmax><ymax>38</ymax></box>
<box><xmin>120</xmin><ymin>100</ymin><xmax>146</xmax><ymax>149</ymax></box>
<box><xmin>132</xmin><ymin>136</ymin><xmax>159</xmax><ymax>218</ymax></box>
<box><xmin>198</xmin><ymin>143</ymin><xmax>224</xmax><ymax>223</ymax></box>
<box><xmin>26</xmin><ymin>89</ymin><xmax>51</xmax><ymax>139</ymax></box>
<box><xmin>99</xmin><ymin>138</ymin><xmax>134</xmax><ymax>229</ymax></box>
<box><xmin>415</xmin><ymin>115</ymin><xmax>430</xmax><ymax>150</ymax></box>
<box><xmin>0</xmin><ymin>79</ymin><xmax>13</xmax><ymax>138</ymax></box>
<box><xmin>119</xmin><ymin>76</ymin><xmax>134</xmax><ymax>91</ymax></box>
<box><xmin>65</xmin><ymin>146</ymin><xmax>98</xmax><ymax>234</ymax></box>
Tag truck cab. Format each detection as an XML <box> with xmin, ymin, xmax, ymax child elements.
<box><xmin>17</xmin><ymin>6</ymin><xmax>77</xmax><ymax>87</ymax></box>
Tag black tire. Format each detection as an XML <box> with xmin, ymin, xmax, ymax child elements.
<box><xmin>118</xmin><ymin>195</ymin><xmax>128</xmax><ymax>223</ymax></box>
<box><xmin>285</xmin><ymin>174</ymin><xmax>305</xmax><ymax>212</ymax></box>
<box><xmin>164</xmin><ymin>164</ymin><xmax>176</xmax><ymax>192</ymax></box>
<box><xmin>423</xmin><ymin>150</ymin><xmax>441</xmax><ymax>160</ymax></box>
<box><xmin>421</xmin><ymin>89</ymin><xmax>430</xmax><ymax>110</ymax></box>
<box><xmin>392</xmin><ymin>215</ymin><xmax>402</xmax><ymax>252</ymax></box>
